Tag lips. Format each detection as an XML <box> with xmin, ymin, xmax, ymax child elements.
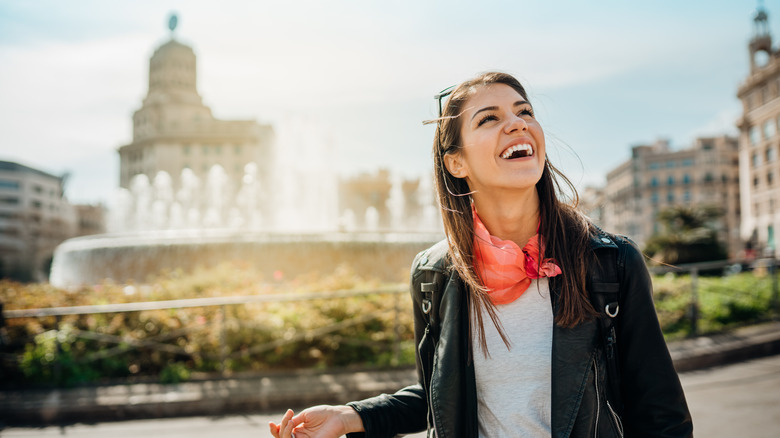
<box><xmin>500</xmin><ymin>143</ymin><xmax>534</xmax><ymax>159</ymax></box>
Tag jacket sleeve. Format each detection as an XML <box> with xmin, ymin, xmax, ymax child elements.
<box><xmin>616</xmin><ymin>238</ymin><xmax>693</xmax><ymax>437</ymax></box>
<box><xmin>345</xmin><ymin>252</ymin><xmax>430</xmax><ymax>438</ymax></box>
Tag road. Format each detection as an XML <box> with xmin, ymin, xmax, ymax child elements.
<box><xmin>3</xmin><ymin>354</ymin><xmax>780</xmax><ymax>437</ymax></box>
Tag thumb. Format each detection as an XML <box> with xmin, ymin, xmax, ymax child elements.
<box><xmin>290</xmin><ymin>412</ymin><xmax>307</xmax><ymax>428</ymax></box>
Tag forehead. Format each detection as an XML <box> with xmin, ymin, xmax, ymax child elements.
<box><xmin>460</xmin><ymin>83</ymin><xmax>526</xmax><ymax>119</ymax></box>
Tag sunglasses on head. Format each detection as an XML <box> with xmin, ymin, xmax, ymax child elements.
<box><xmin>434</xmin><ymin>85</ymin><xmax>455</xmax><ymax>117</ymax></box>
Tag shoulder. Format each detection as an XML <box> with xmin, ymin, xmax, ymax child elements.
<box><xmin>411</xmin><ymin>239</ymin><xmax>450</xmax><ymax>277</ymax></box>
<box><xmin>588</xmin><ymin>227</ymin><xmax>649</xmax><ymax>281</ymax></box>
<box><xmin>588</xmin><ymin>226</ymin><xmax>646</xmax><ymax>266</ymax></box>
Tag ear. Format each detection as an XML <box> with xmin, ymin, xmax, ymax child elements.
<box><xmin>443</xmin><ymin>152</ymin><xmax>469</xmax><ymax>178</ymax></box>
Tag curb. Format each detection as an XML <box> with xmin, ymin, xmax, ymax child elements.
<box><xmin>669</xmin><ymin>321</ymin><xmax>780</xmax><ymax>372</ymax></box>
<box><xmin>2</xmin><ymin>322</ymin><xmax>780</xmax><ymax>426</ymax></box>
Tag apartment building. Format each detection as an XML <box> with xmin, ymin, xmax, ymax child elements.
<box><xmin>602</xmin><ymin>136</ymin><xmax>741</xmax><ymax>257</ymax></box>
<box><xmin>0</xmin><ymin>161</ymin><xmax>77</xmax><ymax>281</ymax></box>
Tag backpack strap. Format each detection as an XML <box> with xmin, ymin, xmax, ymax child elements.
<box><xmin>414</xmin><ymin>240</ymin><xmax>449</xmax><ymax>343</ymax></box>
<box><xmin>589</xmin><ymin>231</ymin><xmax>624</xmax><ymax>412</ymax></box>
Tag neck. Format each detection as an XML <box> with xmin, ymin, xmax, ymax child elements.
<box><xmin>472</xmin><ymin>187</ymin><xmax>540</xmax><ymax>247</ymax></box>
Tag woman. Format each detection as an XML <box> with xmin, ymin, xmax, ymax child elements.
<box><xmin>270</xmin><ymin>72</ymin><xmax>693</xmax><ymax>437</ymax></box>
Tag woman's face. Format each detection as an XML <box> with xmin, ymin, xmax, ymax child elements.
<box><xmin>444</xmin><ymin>83</ymin><xmax>546</xmax><ymax>195</ymax></box>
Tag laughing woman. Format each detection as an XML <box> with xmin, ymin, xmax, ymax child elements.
<box><xmin>270</xmin><ymin>72</ymin><xmax>693</xmax><ymax>438</ymax></box>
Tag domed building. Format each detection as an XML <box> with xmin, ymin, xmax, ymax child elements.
<box><xmin>118</xmin><ymin>19</ymin><xmax>274</xmax><ymax>229</ymax></box>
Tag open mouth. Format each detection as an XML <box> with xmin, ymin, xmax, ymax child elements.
<box><xmin>500</xmin><ymin>144</ymin><xmax>534</xmax><ymax>159</ymax></box>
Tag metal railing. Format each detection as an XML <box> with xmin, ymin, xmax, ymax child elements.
<box><xmin>1</xmin><ymin>285</ymin><xmax>410</xmax><ymax>385</ymax></box>
<box><xmin>650</xmin><ymin>257</ymin><xmax>780</xmax><ymax>336</ymax></box>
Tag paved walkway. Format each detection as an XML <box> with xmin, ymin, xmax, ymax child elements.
<box><xmin>1</xmin><ymin>321</ymin><xmax>779</xmax><ymax>426</ymax></box>
<box><xmin>4</xmin><ymin>354</ymin><xmax>780</xmax><ymax>437</ymax></box>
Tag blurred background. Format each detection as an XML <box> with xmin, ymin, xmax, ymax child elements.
<box><xmin>1</xmin><ymin>2</ymin><xmax>780</xmax><ymax>434</ymax></box>
<box><xmin>0</xmin><ymin>0</ymin><xmax>767</xmax><ymax>284</ymax></box>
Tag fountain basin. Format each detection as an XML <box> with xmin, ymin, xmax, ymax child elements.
<box><xmin>49</xmin><ymin>230</ymin><xmax>444</xmax><ymax>288</ymax></box>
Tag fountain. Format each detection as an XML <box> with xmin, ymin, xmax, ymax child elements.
<box><xmin>48</xmin><ymin>23</ymin><xmax>443</xmax><ymax>288</ymax></box>
<box><xmin>50</xmin><ymin>118</ymin><xmax>443</xmax><ymax>287</ymax></box>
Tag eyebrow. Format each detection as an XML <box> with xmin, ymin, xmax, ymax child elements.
<box><xmin>470</xmin><ymin>100</ymin><xmax>530</xmax><ymax>122</ymax></box>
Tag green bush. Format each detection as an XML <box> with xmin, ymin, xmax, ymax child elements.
<box><xmin>652</xmin><ymin>271</ymin><xmax>777</xmax><ymax>339</ymax></box>
<box><xmin>3</xmin><ymin>262</ymin><xmax>776</xmax><ymax>387</ymax></box>
<box><xmin>1</xmin><ymin>262</ymin><xmax>413</xmax><ymax>387</ymax></box>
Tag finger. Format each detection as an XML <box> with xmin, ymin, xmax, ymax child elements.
<box><xmin>269</xmin><ymin>422</ymin><xmax>280</xmax><ymax>438</ymax></box>
<box><xmin>281</xmin><ymin>410</ymin><xmax>296</xmax><ymax>438</ymax></box>
<box><xmin>290</xmin><ymin>412</ymin><xmax>306</xmax><ymax>428</ymax></box>
<box><xmin>279</xmin><ymin>409</ymin><xmax>294</xmax><ymax>435</ymax></box>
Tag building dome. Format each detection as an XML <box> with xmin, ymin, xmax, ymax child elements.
<box><xmin>146</xmin><ymin>39</ymin><xmax>200</xmax><ymax>105</ymax></box>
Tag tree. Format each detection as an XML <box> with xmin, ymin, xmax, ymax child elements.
<box><xmin>644</xmin><ymin>205</ymin><xmax>727</xmax><ymax>265</ymax></box>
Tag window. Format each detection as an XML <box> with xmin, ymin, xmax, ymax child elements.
<box><xmin>651</xmin><ymin>192</ymin><xmax>659</xmax><ymax>204</ymax></box>
<box><xmin>0</xmin><ymin>180</ymin><xmax>20</xmax><ymax>190</ymax></box>
<box><xmin>666</xmin><ymin>160</ymin><xmax>676</xmax><ymax>168</ymax></box>
<box><xmin>683</xmin><ymin>174</ymin><xmax>691</xmax><ymax>184</ymax></box>
<box><xmin>704</xmin><ymin>173</ymin><xmax>714</xmax><ymax>182</ymax></box>
<box><xmin>764</xmin><ymin>120</ymin><xmax>776</xmax><ymax>139</ymax></box>
<box><xmin>683</xmin><ymin>191</ymin><xmax>691</xmax><ymax>202</ymax></box>
<box><xmin>682</xmin><ymin>158</ymin><xmax>694</xmax><ymax>166</ymax></box>
<box><xmin>750</xmin><ymin>126</ymin><xmax>759</xmax><ymax>146</ymax></box>
<box><xmin>754</xmin><ymin>177</ymin><xmax>760</xmax><ymax>187</ymax></box>
<box><xmin>649</xmin><ymin>162</ymin><xmax>661</xmax><ymax>170</ymax></box>
<box><xmin>667</xmin><ymin>175</ymin><xmax>675</xmax><ymax>186</ymax></box>
<box><xmin>701</xmin><ymin>141</ymin><xmax>714</xmax><ymax>150</ymax></box>
<box><xmin>0</xmin><ymin>196</ymin><xmax>19</xmax><ymax>205</ymax></box>
<box><xmin>753</xmin><ymin>153</ymin><xmax>761</xmax><ymax>167</ymax></box>
<box><xmin>768</xmin><ymin>146</ymin><xmax>777</xmax><ymax>163</ymax></box>
<box><xmin>667</xmin><ymin>192</ymin><xmax>675</xmax><ymax>203</ymax></box>
<box><xmin>651</xmin><ymin>177</ymin><xmax>659</xmax><ymax>187</ymax></box>
<box><xmin>33</xmin><ymin>185</ymin><xmax>43</xmax><ymax>194</ymax></box>
<box><xmin>769</xmin><ymin>172</ymin><xmax>775</xmax><ymax>186</ymax></box>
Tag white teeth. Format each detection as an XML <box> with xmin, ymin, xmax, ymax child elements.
<box><xmin>500</xmin><ymin>144</ymin><xmax>533</xmax><ymax>159</ymax></box>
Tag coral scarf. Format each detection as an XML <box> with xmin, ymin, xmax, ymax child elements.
<box><xmin>473</xmin><ymin>209</ymin><xmax>562</xmax><ymax>305</ymax></box>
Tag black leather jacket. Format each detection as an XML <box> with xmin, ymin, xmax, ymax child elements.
<box><xmin>348</xmin><ymin>232</ymin><xmax>693</xmax><ymax>438</ymax></box>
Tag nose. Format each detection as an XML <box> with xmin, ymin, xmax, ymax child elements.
<box><xmin>504</xmin><ymin>113</ymin><xmax>528</xmax><ymax>133</ymax></box>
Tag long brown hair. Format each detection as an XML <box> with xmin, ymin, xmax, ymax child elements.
<box><xmin>431</xmin><ymin>72</ymin><xmax>598</xmax><ymax>354</ymax></box>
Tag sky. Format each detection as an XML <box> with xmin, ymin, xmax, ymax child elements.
<box><xmin>0</xmin><ymin>0</ymin><xmax>767</xmax><ymax>205</ymax></box>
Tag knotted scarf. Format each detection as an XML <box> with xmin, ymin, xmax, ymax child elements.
<box><xmin>473</xmin><ymin>209</ymin><xmax>562</xmax><ymax>305</ymax></box>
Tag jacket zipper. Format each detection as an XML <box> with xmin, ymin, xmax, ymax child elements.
<box><xmin>421</xmin><ymin>326</ymin><xmax>439</xmax><ymax>438</ymax></box>
<box><xmin>593</xmin><ymin>358</ymin><xmax>601</xmax><ymax>438</ymax></box>
<box><xmin>594</xmin><ymin>357</ymin><xmax>624</xmax><ymax>438</ymax></box>
<box><xmin>606</xmin><ymin>400</ymin><xmax>624</xmax><ymax>438</ymax></box>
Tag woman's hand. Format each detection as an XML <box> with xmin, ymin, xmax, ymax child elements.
<box><xmin>269</xmin><ymin>405</ymin><xmax>364</xmax><ymax>438</ymax></box>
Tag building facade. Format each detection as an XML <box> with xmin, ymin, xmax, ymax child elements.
<box><xmin>118</xmin><ymin>36</ymin><xmax>274</xmax><ymax>228</ymax></box>
<box><xmin>602</xmin><ymin>136</ymin><xmax>741</xmax><ymax>257</ymax></box>
<box><xmin>737</xmin><ymin>6</ymin><xmax>780</xmax><ymax>257</ymax></box>
<box><xmin>0</xmin><ymin>161</ymin><xmax>77</xmax><ymax>281</ymax></box>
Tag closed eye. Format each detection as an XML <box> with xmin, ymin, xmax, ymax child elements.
<box><xmin>477</xmin><ymin>114</ymin><xmax>498</xmax><ymax>126</ymax></box>
<box><xmin>518</xmin><ymin>105</ymin><xmax>534</xmax><ymax>118</ymax></box>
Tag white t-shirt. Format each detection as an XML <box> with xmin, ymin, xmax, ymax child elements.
<box><xmin>472</xmin><ymin>277</ymin><xmax>553</xmax><ymax>437</ymax></box>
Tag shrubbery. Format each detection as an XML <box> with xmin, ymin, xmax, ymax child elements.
<box><xmin>1</xmin><ymin>262</ymin><xmax>414</xmax><ymax>387</ymax></box>
<box><xmin>653</xmin><ymin>270</ymin><xmax>778</xmax><ymax>339</ymax></box>
<box><xmin>1</xmin><ymin>262</ymin><xmax>777</xmax><ymax>387</ymax></box>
